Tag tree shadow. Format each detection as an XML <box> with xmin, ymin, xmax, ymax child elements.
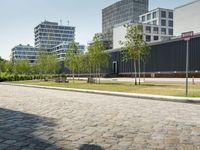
<box><xmin>0</xmin><ymin>108</ymin><xmax>60</xmax><ymax>150</ymax></box>
<box><xmin>79</xmin><ymin>144</ymin><xmax>104</xmax><ymax>150</ymax></box>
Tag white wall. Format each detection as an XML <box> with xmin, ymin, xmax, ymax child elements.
<box><xmin>174</xmin><ymin>0</ymin><xmax>200</xmax><ymax>36</ymax></box>
<box><xmin>113</xmin><ymin>25</ymin><xmax>127</xmax><ymax>49</ymax></box>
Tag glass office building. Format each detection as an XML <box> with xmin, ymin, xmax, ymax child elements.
<box><xmin>11</xmin><ymin>44</ymin><xmax>39</xmax><ymax>63</ymax></box>
<box><xmin>102</xmin><ymin>0</ymin><xmax>149</xmax><ymax>48</ymax></box>
<box><xmin>50</xmin><ymin>41</ymin><xmax>85</xmax><ymax>61</ymax></box>
<box><xmin>34</xmin><ymin>21</ymin><xmax>75</xmax><ymax>50</ymax></box>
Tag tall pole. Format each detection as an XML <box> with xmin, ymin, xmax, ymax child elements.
<box><xmin>186</xmin><ymin>40</ymin><xmax>189</xmax><ymax>97</ymax></box>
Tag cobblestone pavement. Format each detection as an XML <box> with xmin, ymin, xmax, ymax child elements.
<box><xmin>0</xmin><ymin>84</ymin><xmax>200</xmax><ymax>150</ymax></box>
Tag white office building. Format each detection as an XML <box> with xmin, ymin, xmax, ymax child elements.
<box><xmin>11</xmin><ymin>44</ymin><xmax>39</xmax><ymax>63</ymax></box>
<box><xmin>174</xmin><ymin>0</ymin><xmax>200</xmax><ymax>36</ymax></box>
<box><xmin>139</xmin><ymin>8</ymin><xmax>174</xmax><ymax>42</ymax></box>
<box><xmin>113</xmin><ymin>8</ymin><xmax>174</xmax><ymax>49</ymax></box>
<box><xmin>34</xmin><ymin>21</ymin><xmax>75</xmax><ymax>50</ymax></box>
<box><xmin>50</xmin><ymin>42</ymin><xmax>85</xmax><ymax>61</ymax></box>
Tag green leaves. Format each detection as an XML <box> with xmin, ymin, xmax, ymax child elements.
<box><xmin>120</xmin><ymin>23</ymin><xmax>150</xmax><ymax>62</ymax></box>
<box><xmin>88</xmin><ymin>33</ymin><xmax>109</xmax><ymax>69</ymax></box>
<box><xmin>64</xmin><ymin>41</ymin><xmax>81</xmax><ymax>73</ymax></box>
<box><xmin>36</xmin><ymin>53</ymin><xmax>59</xmax><ymax>74</ymax></box>
<box><xmin>14</xmin><ymin>59</ymin><xmax>30</xmax><ymax>74</ymax></box>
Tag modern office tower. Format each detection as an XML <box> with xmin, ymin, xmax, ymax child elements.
<box><xmin>174</xmin><ymin>0</ymin><xmax>200</xmax><ymax>36</ymax></box>
<box><xmin>34</xmin><ymin>21</ymin><xmax>75</xmax><ymax>50</ymax></box>
<box><xmin>102</xmin><ymin>0</ymin><xmax>149</xmax><ymax>48</ymax></box>
<box><xmin>50</xmin><ymin>41</ymin><xmax>85</xmax><ymax>61</ymax></box>
<box><xmin>113</xmin><ymin>8</ymin><xmax>174</xmax><ymax>49</ymax></box>
<box><xmin>11</xmin><ymin>44</ymin><xmax>38</xmax><ymax>63</ymax></box>
<box><xmin>139</xmin><ymin>8</ymin><xmax>174</xmax><ymax>42</ymax></box>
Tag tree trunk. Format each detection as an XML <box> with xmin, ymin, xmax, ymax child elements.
<box><xmin>134</xmin><ymin>60</ymin><xmax>137</xmax><ymax>85</ymax></box>
<box><xmin>73</xmin><ymin>69</ymin><xmax>74</xmax><ymax>83</ymax></box>
<box><xmin>89</xmin><ymin>65</ymin><xmax>91</xmax><ymax>78</ymax></box>
<box><xmin>138</xmin><ymin>56</ymin><xmax>141</xmax><ymax>85</ymax></box>
<box><xmin>99</xmin><ymin>65</ymin><xmax>101</xmax><ymax>84</ymax></box>
<box><xmin>96</xmin><ymin>65</ymin><xmax>98</xmax><ymax>83</ymax></box>
<box><xmin>143</xmin><ymin>63</ymin><xmax>146</xmax><ymax>83</ymax></box>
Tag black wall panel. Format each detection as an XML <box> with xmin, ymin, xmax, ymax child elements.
<box><xmin>108</xmin><ymin>36</ymin><xmax>200</xmax><ymax>74</ymax></box>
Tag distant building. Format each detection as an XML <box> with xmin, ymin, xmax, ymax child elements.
<box><xmin>102</xmin><ymin>0</ymin><xmax>149</xmax><ymax>48</ymax></box>
<box><xmin>113</xmin><ymin>8</ymin><xmax>174</xmax><ymax>49</ymax></box>
<box><xmin>11</xmin><ymin>44</ymin><xmax>38</xmax><ymax>63</ymax></box>
<box><xmin>50</xmin><ymin>41</ymin><xmax>85</xmax><ymax>61</ymax></box>
<box><xmin>34</xmin><ymin>21</ymin><xmax>75</xmax><ymax>50</ymax></box>
<box><xmin>174</xmin><ymin>0</ymin><xmax>200</xmax><ymax>36</ymax></box>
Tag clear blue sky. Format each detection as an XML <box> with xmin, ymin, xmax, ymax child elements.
<box><xmin>0</xmin><ymin>0</ymin><xmax>192</xmax><ymax>59</ymax></box>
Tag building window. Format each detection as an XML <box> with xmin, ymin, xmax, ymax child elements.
<box><xmin>161</xmin><ymin>11</ymin><xmax>166</xmax><ymax>18</ymax></box>
<box><xmin>168</xmin><ymin>12</ymin><xmax>173</xmax><ymax>19</ymax></box>
<box><xmin>154</xmin><ymin>36</ymin><xmax>159</xmax><ymax>41</ymax></box>
<box><xmin>168</xmin><ymin>20</ymin><xmax>173</xmax><ymax>27</ymax></box>
<box><xmin>146</xmin><ymin>35</ymin><xmax>151</xmax><ymax>42</ymax></box>
<box><xmin>152</xmin><ymin>20</ymin><xmax>157</xmax><ymax>25</ymax></box>
<box><xmin>146</xmin><ymin>26</ymin><xmax>151</xmax><ymax>33</ymax></box>
<box><xmin>142</xmin><ymin>16</ymin><xmax>145</xmax><ymax>22</ymax></box>
<box><xmin>161</xmin><ymin>28</ymin><xmax>166</xmax><ymax>35</ymax></box>
<box><xmin>169</xmin><ymin>29</ymin><xmax>173</xmax><ymax>35</ymax></box>
<box><xmin>153</xmin><ymin>12</ymin><xmax>157</xmax><ymax>18</ymax></box>
<box><xmin>161</xmin><ymin>19</ymin><xmax>166</xmax><ymax>26</ymax></box>
<box><xmin>147</xmin><ymin>14</ymin><xmax>151</xmax><ymax>20</ymax></box>
<box><xmin>153</xmin><ymin>27</ymin><xmax>159</xmax><ymax>34</ymax></box>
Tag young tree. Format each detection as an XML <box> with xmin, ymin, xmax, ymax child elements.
<box><xmin>0</xmin><ymin>57</ymin><xmax>6</xmax><ymax>73</ymax></box>
<box><xmin>78</xmin><ymin>53</ymin><xmax>90</xmax><ymax>75</ymax></box>
<box><xmin>120</xmin><ymin>23</ymin><xmax>150</xmax><ymax>85</ymax></box>
<box><xmin>88</xmin><ymin>33</ymin><xmax>109</xmax><ymax>83</ymax></box>
<box><xmin>14</xmin><ymin>60</ymin><xmax>30</xmax><ymax>74</ymax></box>
<box><xmin>36</xmin><ymin>53</ymin><xmax>59</xmax><ymax>75</ymax></box>
<box><xmin>64</xmin><ymin>41</ymin><xmax>81</xmax><ymax>83</ymax></box>
<box><xmin>5</xmin><ymin>61</ymin><xmax>14</xmax><ymax>74</ymax></box>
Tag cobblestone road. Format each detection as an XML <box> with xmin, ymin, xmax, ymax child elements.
<box><xmin>0</xmin><ymin>84</ymin><xmax>200</xmax><ymax>150</ymax></box>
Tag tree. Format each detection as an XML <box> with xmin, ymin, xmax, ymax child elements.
<box><xmin>36</xmin><ymin>53</ymin><xmax>59</xmax><ymax>75</ymax></box>
<box><xmin>120</xmin><ymin>23</ymin><xmax>150</xmax><ymax>85</ymax></box>
<box><xmin>64</xmin><ymin>41</ymin><xmax>81</xmax><ymax>83</ymax></box>
<box><xmin>5</xmin><ymin>61</ymin><xmax>14</xmax><ymax>74</ymax></box>
<box><xmin>78</xmin><ymin>53</ymin><xmax>90</xmax><ymax>75</ymax></box>
<box><xmin>88</xmin><ymin>33</ymin><xmax>109</xmax><ymax>83</ymax></box>
<box><xmin>14</xmin><ymin>60</ymin><xmax>30</xmax><ymax>74</ymax></box>
<box><xmin>0</xmin><ymin>57</ymin><xmax>6</xmax><ymax>73</ymax></box>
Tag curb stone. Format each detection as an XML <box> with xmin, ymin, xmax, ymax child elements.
<box><xmin>1</xmin><ymin>82</ymin><xmax>200</xmax><ymax>104</ymax></box>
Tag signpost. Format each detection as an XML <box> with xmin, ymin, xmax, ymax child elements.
<box><xmin>181</xmin><ymin>31</ymin><xmax>194</xmax><ymax>97</ymax></box>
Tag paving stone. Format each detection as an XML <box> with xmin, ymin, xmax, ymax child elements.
<box><xmin>0</xmin><ymin>84</ymin><xmax>200</xmax><ymax>149</ymax></box>
<box><xmin>0</xmin><ymin>143</ymin><xmax>9</xmax><ymax>149</ymax></box>
<box><xmin>3</xmin><ymin>139</ymin><xmax>17</xmax><ymax>144</ymax></box>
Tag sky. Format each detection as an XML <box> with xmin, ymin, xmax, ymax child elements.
<box><xmin>0</xmin><ymin>0</ymin><xmax>192</xmax><ymax>59</ymax></box>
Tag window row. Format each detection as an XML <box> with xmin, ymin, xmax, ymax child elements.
<box><xmin>141</xmin><ymin>11</ymin><xmax>173</xmax><ymax>22</ymax></box>
<box><xmin>145</xmin><ymin>27</ymin><xmax>173</xmax><ymax>35</ymax></box>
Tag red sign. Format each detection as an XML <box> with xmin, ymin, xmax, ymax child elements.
<box><xmin>181</xmin><ymin>31</ymin><xmax>194</xmax><ymax>40</ymax></box>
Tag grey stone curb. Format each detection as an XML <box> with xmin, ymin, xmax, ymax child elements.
<box><xmin>1</xmin><ymin>82</ymin><xmax>200</xmax><ymax>104</ymax></box>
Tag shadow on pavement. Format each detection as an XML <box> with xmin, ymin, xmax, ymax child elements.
<box><xmin>79</xmin><ymin>144</ymin><xmax>104</xmax><ymax>150</ymax></box>
<box><xmin>0</xmin><ymin>108</ymin><xmax>60</xmax><ymax>150</ymax></box>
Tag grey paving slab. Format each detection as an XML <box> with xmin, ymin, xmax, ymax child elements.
<box><xmin>0</xmin><ymin>84</ymin><xmax>200</xmax><ymax>150</ymax></box>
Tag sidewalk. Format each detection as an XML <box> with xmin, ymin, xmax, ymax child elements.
<box><xmin>68</xmin><ymin>77</ymin><xmax>200</xmax><ymax>83</ymax></box>
<box><xmin>1</xmin><ymin>82</ymin><xmax>200</xmax><ymax>104</ymax></box>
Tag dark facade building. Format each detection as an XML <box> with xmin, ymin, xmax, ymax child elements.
<box><xmin>106</xmin><ymin>34</ymin><xmax>200</xmax><ymax>77</ymax></box>
<box><xmin>102</xmin><ymin>0</ymin><xmax>149</xmax><ymax>48</ymax></box>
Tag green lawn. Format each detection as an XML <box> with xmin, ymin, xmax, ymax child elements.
<box><xmin>12</xmin><ymin>80</ymin><xmax>200</xmax><ymax>97</ymax></box>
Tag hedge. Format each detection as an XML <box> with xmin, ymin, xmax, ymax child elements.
<box><xmin>0</xmin><ymin>74</ymin><xmax>67</xmax><ymax>82</ymax></box>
